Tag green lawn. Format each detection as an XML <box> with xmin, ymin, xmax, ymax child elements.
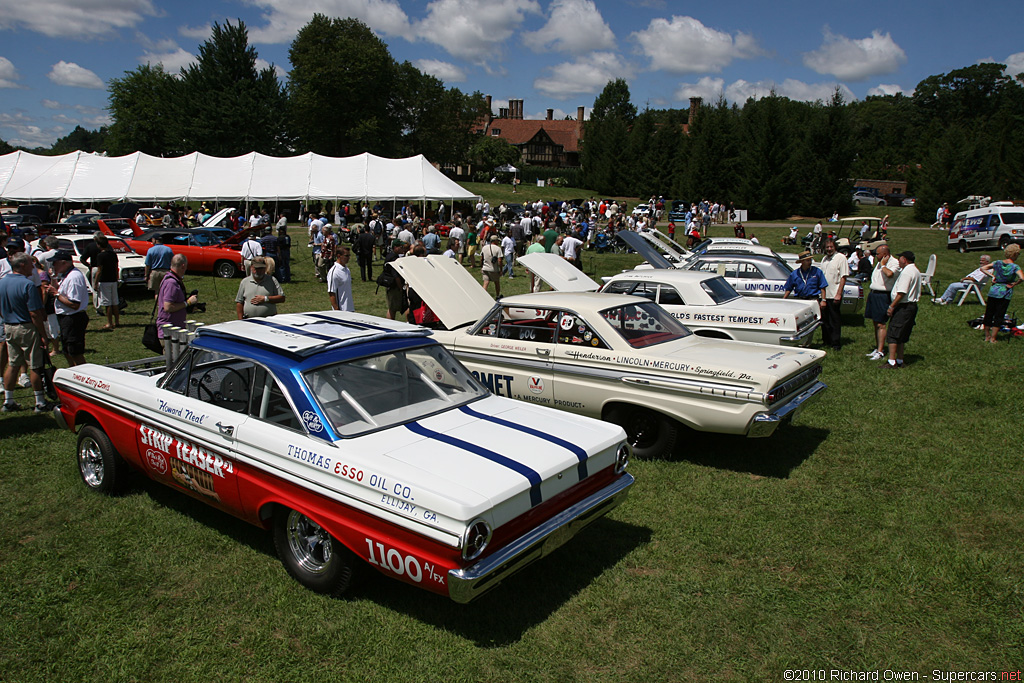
<box><xmin>1</xmin><ymin>224</ymin><xmax>1021</xmax><ymax>682</ymax></box>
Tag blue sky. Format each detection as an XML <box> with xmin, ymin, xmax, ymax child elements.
<box><xmin>0</xmin><ymin>0</ymin><xmax>1021</xmax><ymax>149</ymax></box>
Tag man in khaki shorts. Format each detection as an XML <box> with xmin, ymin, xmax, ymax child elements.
<box><xmin>0</xmin><ymin>253</ymin><xmax>52</xmax><ymax>413</ymax></box>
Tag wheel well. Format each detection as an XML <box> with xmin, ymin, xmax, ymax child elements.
<box><xmin>601</xmin><ymin>400</ymin><xmax>686</xmax><ymax>428</ymax></box>
<box><xmin>73</xmin><ymin>410</ymin><xmax>102</xmax><ymax>432</ymax></box>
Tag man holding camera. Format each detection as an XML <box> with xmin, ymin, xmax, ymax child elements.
<box><xmin>157</xmin><ymin>254</ymin><xmax>198</xmax><ymax>348</ymax></box>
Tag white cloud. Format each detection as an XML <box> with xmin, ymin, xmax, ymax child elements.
<box><xmin>243</xmin><ymin>0</ymin><xmax>411</xmax><ymax>44</ymax></box>
<box><xmin>724</xmin><ymin>78</ymin><xmax>855</xmax><ymax>104</ymax></box>
<box><xmin>533</xmin><ymin>52</ymin><xmax>635</xmax><ymax>98</ymax></box>
<box><xmin>47</xmin><ymin>61</ymin><xmax>105</xmax><ymax>89</ymax></box>
<box><xmin>803</xmin><ymin>29</ymin><xmax>906</xmax><ymax>81</ymax></box>
<box><xmin>415</xmin><ymin>0</ymin><xmax>541</xmax><ymax>62</ymax></box>
<box><xmin>179</xmin><ymin>23</ymin><xmax>212</xmax><ymax>40</ymax></box>
<box><xmin>867</xmin><ymin>83</ymin><xmax>907</xmax><ymax>97</ymax></box>
<box><xmin>0</xmin><ymin>56</ymin><xmax>22</xmax><ymax>88</ymax></box>
<box><xmin>0</xmin><ymin>0</ymin><xmax>157</xmax><ymax>39</ymax></box>
<box><xmin>674</xmin><ymin>77</ymin><xmax>724</xmax><ymax>102</ymax></box>
<box><xmin>1004</xmin><ymin>52</ymin><xmax>1024</xmax><ymax>77</ymax></box>
<box><xmin>254</xmin><ymin>58</ymin><xmax>288</xmax><ymax>80</ymax></box>
<box><xmin>524</xmin><ymin>0</ymin><xmax>614</xmax><ymax>54</ymax></box>
<box><xmin>140</xmin><ymin>48</ymin><xmax>196</xmax><ymax>74</ymax></box>
<box><xmin>414</xmin><ymin>59</ymin><xmax>467</xmax><ymax>83</ymax></box>
<box><xmin>0</xmin><ymin>115</ymin><xmax>65</xmax><ymax>147</ymax></box>
<box><xmin>41</xmin><ymin>99</ymin><xmax>61</xmax><ymax>109</ymax></box>
<box><xmin>631</xmin><ymin>16</ymin><xmax>760</xmax><ymax>74</ymax></box>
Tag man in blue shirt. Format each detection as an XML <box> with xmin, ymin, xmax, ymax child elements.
<box><xmin>783</xmin><ymin>251</ymin><xmax>827</xmax><ymax>302</ymax></box>
<box><xmin>144</xmin><ymin>234</ymin><xmax>174</xmax><ymax>293</ymax></box>
<box><xmin>0</xmin><ymin>253</ymin><xmax>51</xmax><ymax>412</ymax></box>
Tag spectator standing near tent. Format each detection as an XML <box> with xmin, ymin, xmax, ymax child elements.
<box><xmin>354</xmin><ymin>225</ymin><xmax>375</xmax><ymax>282</ymax></box>
<box><xmin>235</xmin><ymin>258</ymin><xmax>285</xmax><ymax>320</ymax></box>
<box><xmin>327</xmin><ymin>246</ymin><xmax>354</xmax><ymax>312</ymax></box>
<box><xmin>480</xmin><ymin>235</ymin><xmax>503</xmax><ymax>297</ymax></box>
<box><xmin>93</xmin><ymin>234</ymin><xmax>120</xmax><ymax>330</ymax></box>
<box><xmin>276</xmin><ymin>225</ymin><xmax>291</xmax><ymax>283</ymax></box>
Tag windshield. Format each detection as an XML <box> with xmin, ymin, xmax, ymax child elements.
<box><xmin>600</xmin><ymin>301</ymin><xmax>692</xmax><ymax>348</ymax></box>
<box><xmin>700</xmin><ymin>276</ymin><xmax>742</xmax><ymax>304</ymax></box>
<box><xmin>303</xmin><ymin>344</ymin><xmax>488</xmax><ymax>437</ymax></box>
<box><xmin>107</xmin><ymin>238</ymin><xmax>136</xmax><ymax>254</ymax></box>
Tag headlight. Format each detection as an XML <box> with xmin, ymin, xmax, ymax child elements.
<box><xmin>615</xmin><ymin>443</ymin><xmax>631</xmax><ymax>474</ymax></box>
<box><xmin>462</xmin><ymin>518</ymin><xmax>492</xmax><ymax>561</ymax></box>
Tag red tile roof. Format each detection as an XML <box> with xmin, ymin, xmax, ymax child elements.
<box><xmin>485</xmin><ymin>118</ymin><xmax>582</xmax><ymax>152</ymax></box>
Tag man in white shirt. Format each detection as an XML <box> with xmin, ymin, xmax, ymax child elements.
<box><xmin>397</xmin><ymin>224</ymin><xmax>414</xmax><ymax>247</ymax></box>
<box><xmin>447</xmin><ymin>223</ymin><xmax>465</xmax><ymax>263</ymax></box>
<box><xmin>240</xmin><ymin>233</ymin><xmax>264</xmax><ymax>272</ymax></box>
<box><xmin>864</xmin><ymin>244</ymin><xmax>900</xmax><ymax>360</ymax></box>
<box><xmin>327</xmin><ymin>246</ymin><xmax>354</xmax><ymax>312</ymax></box>
<box><xmin>562</xmin><ymin>231</ymin><xmax>583</xmax><ymax>268</ymax></box>
<box><xmin>501</xmin><ymin>232</ymin><xmax>516</xmax><ymax>278</ymax></box>
<box><xmin>812</xmin><ymin>221</ymin><xmax>823</xmax><ymax>253</ymax></box>
<box><xmin>882</xmin><ymin>251</ymin><xmax>921</xmax><ymax>369</ymax></box>
<box><xmin>49</xmin><ymin>250</ymin><xmax>90</xmax><ymax>367</ymax></box>
<box><xmin>820</xmin><ymin>238</ymin><xmax>850</xmax><ymax>351</ymax></box>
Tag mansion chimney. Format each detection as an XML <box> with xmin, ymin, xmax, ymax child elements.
<box><xmin>688</xmin><ymin>97</ymin><xmax>702</xmax><ymax>127</ymax></box>
<box><xmin>485</xmin><ymin>94</ymin><xmax>492</xmax><ymax>116</ymax></box>
<box><xmin>546</xmin><ymin>108</ymin><xmax>554</xmax><ymax>120</ymax></box>
<box><xmin>577</xmin><ymin>106</ymin><xmax>585</xmax><ymax>121</ymax></box>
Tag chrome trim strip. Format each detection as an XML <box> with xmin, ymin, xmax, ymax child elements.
<box><xmin>447</xmin><ymin>473</ymin><xmax>634</xmax><ymax>603</ymax></box>
<box><xmin>747</xmin><ymin>380</ymin><xmax>826</xmax><ymax>438</ymax></box>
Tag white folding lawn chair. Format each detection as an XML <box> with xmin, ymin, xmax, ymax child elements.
<box><xmin>921</xmin><ymin>254</ymin><xmax>937</xmax><ymax>298</ymax></box>
<box><xmin>956</xmin><ymin>281</ymin><xmax>986</xmax><ymax>306</ymax></box>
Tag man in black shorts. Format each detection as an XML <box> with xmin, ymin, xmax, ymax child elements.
<box><xmin>50</xmin><ymin>251</ymin><xmax>90</xmax><ymax>366</ymax></box>
<box><xmin>863</xmin><ymin>244</ymin><xmax>899</xmax><ymax>361</ymax></box>
<box><xmin>882</xmin><ymin>251</ymin><xmax>921</xmax><ymax>369</ymax></box>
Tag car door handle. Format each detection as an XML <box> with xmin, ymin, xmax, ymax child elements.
<box><xmin>537</xmin><ymin>348</ymin><xmax>550</xmax><ymax>356</ymax></box>
<box><xmin>216</xmin><ymin>422</ymin><xmax>234</xmax><ymax>437</ymax></box>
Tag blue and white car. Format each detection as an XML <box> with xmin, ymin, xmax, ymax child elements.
<box><xmin>54</xmin><ymin>312</ymin><xmax>633</xmax><ymax>603</ymax></box>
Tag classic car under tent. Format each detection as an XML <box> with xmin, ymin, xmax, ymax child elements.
<box><xmin>0</xmin><ymin>150</ymin><xmax>478</xmax><ymax>203</ymax></box>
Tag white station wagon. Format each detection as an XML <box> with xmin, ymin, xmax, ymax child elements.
<box><xmin>391</xmin><ymin>255</ymin><xmax>827</xmax><ymax>459</ymax></box>
<box><xmin>518</xmin><ymin>252</ymin><xmax>820</xmax><ymax>347</ymax></box>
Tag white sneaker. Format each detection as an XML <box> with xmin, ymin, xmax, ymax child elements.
<box><xmin>17</xmin><ymin>373</ymin><xmax>30</xmax><ymax>388</ymax></box>
<box><xmin>867</xmin><ymin>350</ymin><xmax>884</xmax><ymax>360</ymax></box>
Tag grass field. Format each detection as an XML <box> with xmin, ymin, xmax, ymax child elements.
<box><xmin>1</xmin><ymin>221</ymin><xmax>1021</xmax><ymax>682</ymax></box>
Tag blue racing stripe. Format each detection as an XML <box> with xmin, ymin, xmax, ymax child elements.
<box><xmin>303</xmin><ymin>312</ymin><xmax>395</xmax><ymax>332</ymax></box>
<box><xmin>406</xmin><ymin>422</ymin><xmax>543</xmax><ymax>507</ymax></box>
<box><xmin>459</xmin><ymin>405</ymin><xmax>589</xmax><ymax>480</ymax></box>
<box><xmin>245</xmin><ymin>317</ymin><xmax>340</xmax><ymax>341</ymax></box>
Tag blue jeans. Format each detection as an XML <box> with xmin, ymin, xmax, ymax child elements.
<box><xmin>939</xmin><ymin>281</ymin><xmax>968</xmax><ymax>302</ymax></box>
<box><xmin>504</xmin><ymin>252</ymin><xmax>515</xmax><ymax>276</ymax></box>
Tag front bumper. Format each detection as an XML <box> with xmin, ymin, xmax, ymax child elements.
<box><xmin>447</xmin><ymin>472</ymin><xmax>634</xmax><ymax>603</ymax></box>
<box><xmin>746</xmin><ymin>380</ymin><xmax>826</xmax><ymax>438</ymax></box>
<box><xmin>779</xmin><ymin>320</ymin><xmax>820</xmax><ymax>347</ymax></box>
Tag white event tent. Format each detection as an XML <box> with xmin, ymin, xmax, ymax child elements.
<box><xmin>0</xmin><ymin>150</ymin><xmax>478</xmax><ymax>203</ymax></box>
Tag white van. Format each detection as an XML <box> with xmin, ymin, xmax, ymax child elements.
<box><xmin>947</xmin><ymin>201</ymin><xmax>1024</xmax><ymax>252</ymax></box>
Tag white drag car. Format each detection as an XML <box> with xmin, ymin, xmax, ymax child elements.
<box><xmin>518</xmin><ymin>252</ymin><xmax>820</xmax><ymax>347</ymax></box>
<box><xmin>391</xmin><ymin>255</ymin><xmax>827</xmax><ymax>458</ymax></box>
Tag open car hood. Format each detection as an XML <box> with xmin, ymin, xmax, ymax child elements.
<box><xmin>389</xmin><ymin>255</ymin><xmax>496</xmax><ymax>330</ymax></box>
<box><xmin>517</xmin><ymin>252</ymin><xmax>600</xmax><ymax>292</ymax></box>
<box><xmin>616</xmin><ymin>231</ymin><xmax>676</xmax><ymax>269</ymax></box>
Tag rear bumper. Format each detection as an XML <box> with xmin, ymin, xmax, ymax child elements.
<box><xmin>746</xmin><ymin>380</ymin><xmax>826</xmax><ymax>438</ymax></box>
<box><xmin>447</xmin><ymin>473</ymin><xmax>634</xmax><ymax>603</ymax></box>
<box><xmin>779</xmin><ymin>320</ymin><xmax>820</xmax><ymax>347</ymax></box>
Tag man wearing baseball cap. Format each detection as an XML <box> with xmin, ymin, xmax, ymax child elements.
<box><xmin>49</xmin><ymin>250</ymin><xmax>90</xmax><ymax>367</ymax></box>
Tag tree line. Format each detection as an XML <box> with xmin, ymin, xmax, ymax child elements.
<box><xmin>582</xmin><ymin>64</ymin><xmax>1024</xmax><ymax>221</ymax></box>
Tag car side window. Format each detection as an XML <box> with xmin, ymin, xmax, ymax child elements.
<box><xmin>657</xmin><ymin>285</ymin><xmax>684</xmax><ymax>305</ymax></box>
<box><xmin>163</xmin><ymin>348</ymin><xmax>254</xmax><ymax>414</ymax></box>
<box><xmin>476</xmin><ymin>306</ymin><xmax>555</xmax><ymax>343</ymax></box>
<box><xmin>555</xmin><ymin>311</ymin><xmax>608</xmax><ymax>348</ymax></box>
<box><xmin>628</xmin><ymin>283</ymin><xmax>658</xmax><ymax>302</ymax></box>
<box><xmin>249</xmin><ymin>365</ymin><xmax>302</xmax><ymax>431</ymax></box>
<box><xmin>602</xmin><ymin>281</ymin><xmax>635</xmax><ymax>296</ymax></box>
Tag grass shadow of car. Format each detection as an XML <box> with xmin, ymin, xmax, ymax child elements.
<box><xmin>123</xmin><ymin>470</ymin><xmax>650</xmax><ymax>646</ymax></box>
<box><xmin>671</xmin><ymin>425</ymin><xmax>830</xmax><ymax>478</ymax></box>
<box><xmin>356</xmin><ymin>517</ymin><xmax>651</xmax><ymax>647</ymax></box>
